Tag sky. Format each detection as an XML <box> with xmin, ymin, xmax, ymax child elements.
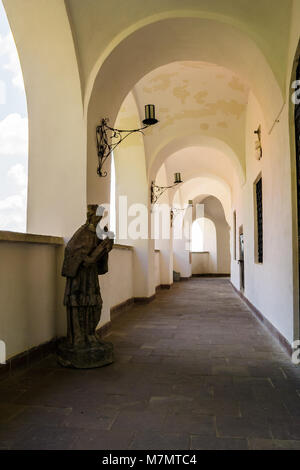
<box><xmin>0</xmin><ymin>0</ymin><xmax>28</xmax><ymax>232</ymax></box>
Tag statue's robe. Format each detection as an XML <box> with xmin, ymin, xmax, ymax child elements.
<box><xmin>61</xmin><ymin>223</ymin><xmax>108</xmax><ymax>345</ymax></box>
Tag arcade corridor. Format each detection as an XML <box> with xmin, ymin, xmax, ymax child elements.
<box><xmin>1</xmin><ymin>278</ymin><xmax>300</xmax><ymax>450</ymax></box>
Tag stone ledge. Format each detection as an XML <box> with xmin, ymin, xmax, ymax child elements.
<box><xmin>113</xmin><ymin>243</ymin><xmax>133</xmax><ymax>251</ymax></box>
<box><xmin>192</xmin><ymin>273</ymin><xmax>230</xmax><ymax>278</ymax></box>
<box><xmin>0</xmin><ymin>230</ymin><xmax>64</xmax><ymax>246</ymax></box>
<box><xmin>0</xmin><ymin>233</ymin><xmax>135</xmax><ymax>250</ymax></box>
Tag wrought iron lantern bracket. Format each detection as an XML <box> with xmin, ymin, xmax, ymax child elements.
<box><xmin>96</xmin><ymin>104</ymin><xmax>158</xmax><ymax>177</ymax></box>
<box><xmin>171</xmin><ymin>207</ymin><xmax>185</xmax><ymax>216</ymax></box>
<box><xmin>96</xmin><ymin>119</ymin><xmax>150</xmax><ymax>177</ymax></box>
<box><xmin>254</xmin><ymin>124</ymin><xmax>263</xmax><ymax>160</ymax></box>
<box><xmin>151</xmin><ymin>178</ymin><xmax>182</xmax><ymax>205</ymax></box>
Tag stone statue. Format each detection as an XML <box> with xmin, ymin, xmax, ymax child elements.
<box><xmin>57</xmin><ymin>204</ymin><xmax>114</xmax><ymax>369</ymax></box>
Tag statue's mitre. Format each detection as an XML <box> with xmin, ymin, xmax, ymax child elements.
<box><xmin>87</xmin><ymin>204</ymin><xmax>99</xmax><ymax>217</ymax></box>
<box><xmin>87</xmin><ymin>204</ymin><xmax>106</xmax><ymax>218</ymax></box>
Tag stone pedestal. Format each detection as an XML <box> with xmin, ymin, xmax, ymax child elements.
<box><xmin>57</xmin><ymin>338</ymin><xmax>114</xmax><ymax>369</ymax></box>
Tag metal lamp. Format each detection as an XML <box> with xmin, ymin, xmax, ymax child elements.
<box><xmin>96</xmin><ymin>104</ymin><xmax>159</xmax><ymax>177</ymax></box>
<box><xmin>151</xmin><ymin>172</ymin><xmax>183</xmax><ymax>204</ymax></box>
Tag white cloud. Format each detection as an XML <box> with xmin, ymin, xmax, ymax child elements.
<box><xmin>0</xmin><ymin>188</ymin><xmax>27</xmax><ymax>232</ymax></box>
<box><xmin>0</xmin><ymin>79</ymin><xmax>5</xmax><ymax>104</ymax></box>
<box><xmin>0</xmin><ymin>191</ymin><xmax>25</xmax><ymax>210</ymax></box>
<box><xmin>0</xmin><ymin>31</ymin><xmax>10</xmax><ymax>55</ymax></box>
<box><xmin>7</xmin><ymin>163</ymin><xmax>27</xmax><ymax>187</ymax></box>
<box><xmin>0</xmin><ymin>113</ymin><xmax>28</xmax><ymax>157</ymax></box>
<box><xmin>0</xmin><ymin>21</ymin><xmax>27</xmax><ymax>233</ymax></box>
<box><xmin>0</xmin><ymin>165</ymin><xmax>27</xmax><ymax>232</ymax></box>
<box><xmin>0</xmin><ymin>31</ymin><xmax>24</xmax><ymax>91</ymax></box>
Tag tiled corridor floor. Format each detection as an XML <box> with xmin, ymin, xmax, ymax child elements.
<box><xmin>1</xmin><ymin>278</ymin><xmax>300</xmax><ymax>450</ymax></box>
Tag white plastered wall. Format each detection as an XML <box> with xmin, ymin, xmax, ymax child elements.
<box><xmin>172</xmin><ymin>187</ymin><xmax>192</xmax><ymax>278</ymax></box>
<box><xmin>201</xmin><ymin>196</ymin><xmax>231</xmax><ymax>274</ymax></box>
<box><xmin>0</xmin><ymin>239</ymin><xmax>135</xmax><ymax>358</ymax></box>
<box><xmin>0</xmin><ymin>241</ymin><xmax>59</xmax><ymax>359</ymax></box>
<box><xmin>108</xmin><ymin>247</ymin><xmax>134</xmax><ymax>310</ymax></box>
<box><xmin>231</xmin><ymin>91</ymin><xmax>294</xmax><ymax>344</ymax></box>
<box><xmin>155</xmin><ymin>251</ymin><xmax>161</xmax><ymax>288</ymax></box>
<box><xmin>192</xmin><ymin>252</ymin><xmax>210</xmax><ymax>275</ymax></box>
<box><xmin>113</xmin><ymin>92</ymin><xmax>155</xmax><ymax>300</ymax></box>
<box><xmin>153</xmin><ymin>164</ymin><xmax>173</xmax><ymax>286</ymax></box>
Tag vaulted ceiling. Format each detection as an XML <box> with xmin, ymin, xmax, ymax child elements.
<box><xmin>134</xmin><ymin>61</ymin><xmax>249</xmax><ymax>169</ymax></box>
<box><xmin>66</xmin><ymin>0</ymin><xmax>293</xmax><ymax>94</ymax></box>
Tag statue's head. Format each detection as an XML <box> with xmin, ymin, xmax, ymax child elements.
<box><xmin>87</xmin><ymin>204</ymin><xmax>102</xmax><ymax>227</ymax></box>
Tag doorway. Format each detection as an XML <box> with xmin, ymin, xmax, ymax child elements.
<box><xmin>239</xmin><ymin>226</ymin><xmax>245</xmax><ymax>291</ymax></box>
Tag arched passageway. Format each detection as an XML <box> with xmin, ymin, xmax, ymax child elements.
<box><xmin>0</xmin><ymin>5</ymin><xmax>299</xmax><ymax>454</ymax></box>
<box><xmin>2</xmin><ymin>0</ymin><xmax>296</xmax><ymax>346</ymax></box>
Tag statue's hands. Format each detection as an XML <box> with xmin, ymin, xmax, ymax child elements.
<box><xmin>105</xmin><ymin>238</ymin><xmax>114</xmax><ymax>253</ymax></box>
<box><xmin>83</xmin><ymin>255</ymin><xmax>94</xmax><ymax>267</ymax></box>
<box><xmin>83</xmin><ymin>238</ymin><xmax>113</xmax><ymax>267</ymax></box>
<box><xmin>100</xmin><ymin>236</ymin><xmax>114</xmax><ymax>253</ymax></box>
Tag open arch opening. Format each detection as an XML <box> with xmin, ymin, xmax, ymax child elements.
<box><xmin>0</xmin><ymin>0</ymin><xmax>28</xmax><ymax>233</ymax></box>
<box><xmin>149</xmin><ymin>134</ymin><xmax>245</xmax><ymax>187</ymax></box>
<box><xmin>191</xmin><ymin>217</ymin><xmax>217</xmax><ymax>274</ymax></box>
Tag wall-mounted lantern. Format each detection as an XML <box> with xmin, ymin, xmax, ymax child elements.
<box><xmin>254</xmin><ymin>125</ymin><xmax>263</xmax><ymax>160</ymax></box>
<box><xmin>96</xmin><ymin>105</ymin><xmax>158</xmax><ymax>177</ymax></box>
<box><xmin>151</xmin><ymin>173</ymin><xmax>183</xmax><ymax>204</ymax></box>
<box><xmin>170</xmin><ymin>200</ymin><xmax>193</xmax><ymax>227</ymax></box>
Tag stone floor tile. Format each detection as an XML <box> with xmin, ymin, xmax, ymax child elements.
<box><xmin>216</xmin><ymin>415</ymin><xmax>272</xmax><ymax>439</ymax></box>
<box><xmin>190</xmin><ymin>435</ymin><xmax>248</xmax><ymax>450</ymax></box>
<box><xmin>0</xmin><ymin>403</ymin><xmax>25</xmax><ymax>423</ymax></box>
<box><xmin>9</xmin><ymin>405</ymin><xmax>72</xmax><ymax>428</ymax></box>
<box><xmin>72</xmin><ymin>429</ymin><xmax>134</xmax><ymax>450</ymax></box>
<box><xmin>61</xmin><ymin>406</ymin><xmax>118</xmax><ymax>430</ymax></box>
<box><xmin>163</xmin><ymin>411</ymin><xmax>216</xmax><ymax>436</ymax></box>
<box><xmin>248</xmin><ymin>438</ymin><xmax>300</xmax><ymax>450</ymax></box>
<box><xmin>111</xmin><ymin>409</ymin><xmax>167</xmax><ymax>432</ymax></box>
<box><xmin>130</xmin><ymin>431</ymin><xmax>190</xmax><ymax>450</ymax></box>
<box><xmin>11</xmin><ymin>425</ymin><xmax>80</xmax><ymax>450</ymax></box>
